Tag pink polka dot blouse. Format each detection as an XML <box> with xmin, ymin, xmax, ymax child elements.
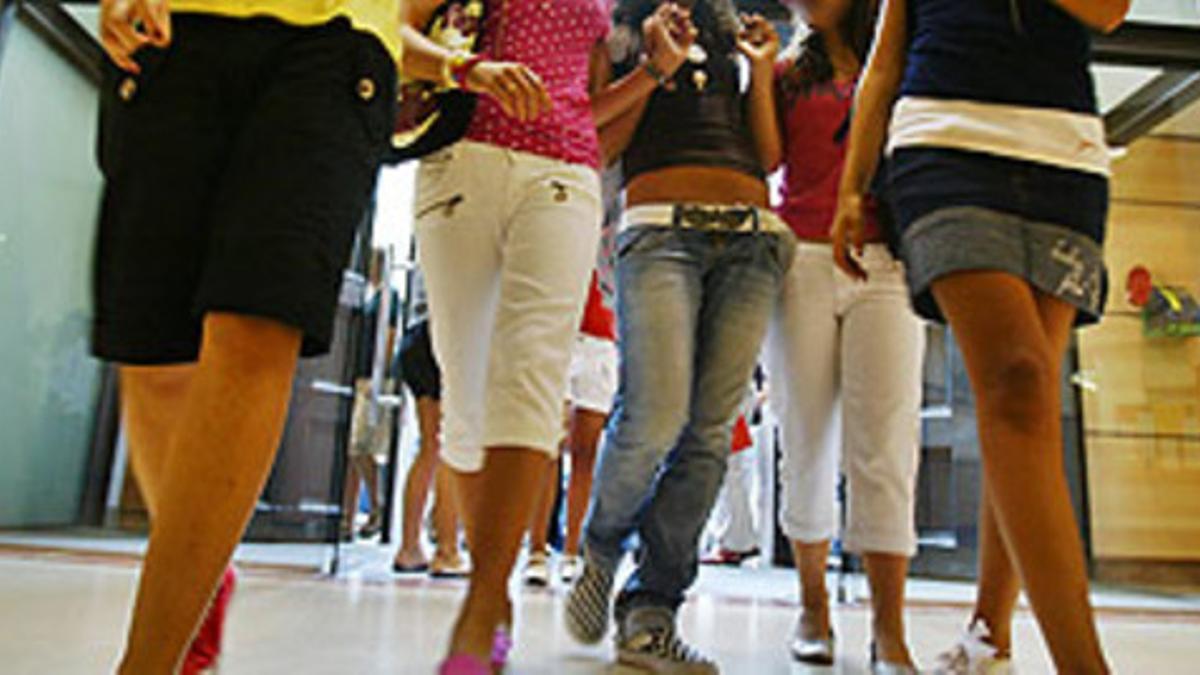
<box><xmin>465</xmin><ymin>0</ymin><xmax>612</xmax><ymax>170</ymax></box>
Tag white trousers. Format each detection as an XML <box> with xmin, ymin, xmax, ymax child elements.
<box><xmin>415</xmin><ymin>142</ymin><xmax>601</xmax><ymax>472</ymax></box>
<box><xmin>764</xmin><ymin>242</ymin><xmax>925</xmax><ymax>556</ymax></box>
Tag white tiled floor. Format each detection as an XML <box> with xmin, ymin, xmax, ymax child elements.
<box><xmin>1</xmin><ymin>546</ymin><xmax>1198</xmax><ymax>674</ymax></box>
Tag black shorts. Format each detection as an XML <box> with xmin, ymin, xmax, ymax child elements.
<box><xmin>92</xmin><ymin>14</ymin><xmax>396</xmax><ymax>364</ymax></box>
<box><xmin>399</xmin><ymin>321</ymin><xmax>442</xmax><ymax>400</ymax></box>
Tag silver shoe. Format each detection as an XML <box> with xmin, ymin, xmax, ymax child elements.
<box><xmin>789</xmin><ymin>623</ymin><xmax>834</xmax><ymax>666</ymax></box>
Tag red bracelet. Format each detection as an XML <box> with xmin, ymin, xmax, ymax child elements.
<box><xmin>451</xmin><ymin>54</ymin><xmax>486</xmax><ymax>89</ymax></box>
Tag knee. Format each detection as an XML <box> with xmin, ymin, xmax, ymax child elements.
<box><xmin>976</xmin><ymin>348</ymin><xmax>1057</xmax><ymax>432</ymax></box>
<box><xmin>611</xmin><ymin>404</ymin><xmax>688</xmax><ymax>456</ymax></box>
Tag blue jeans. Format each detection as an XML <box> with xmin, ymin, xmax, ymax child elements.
<box><xmin>583</xmin><ymin>223</ymin><xmax>793</xmax><ymax>614</ymax></box>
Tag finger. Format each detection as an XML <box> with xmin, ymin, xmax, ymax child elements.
<box><xmin>102</xmin><ymin>37</ymin><xmax>140</xmax><ymax>73</ymax></box>
<box><xmin>143</xmin><ymin>0</ymin><xmax>172</xmax><ymax>46</ymax></box>
<box><xmin>102</xmin><ymin>25</ymin><xmax>146</xmax><ymax>72</ymax></box>
<box><xmin>486</xmin><ymin>74</ymin><xmax>518</xmax><ymax>118</ymax></box>
<box><xmin>519</xmin><ymin>67</ymin><xmax>554</xmax><ymax>117</ymax></box>
<box><xmin>105</xmin><ymin>7</ymin><xmax>149</xmax><ymax>52</ymax></box>
<box><xmin>510</xmin><ymin>69</ymin><xmax>539</xmax><ymax>121</ymax></box>
<box><xmin>834</xmin><ymin>243</ymin><xmax>867</xmax><ymax>281</ymax></box>
<box><xmin>500</xmin><ymin>71</ymin><xmax>528</xmax><ymax>121</ymax></box>
<box><xmin>514</xmin><ymin>68</ymin><xmax>549</xmax><ymax>119</ymax></box>
<box><xmin>832</xmin><ymin>238</ymin><xmax>854</xmax><ymax>278</ymax></box>
<box><xmin>495</xmin><ymin>87</ymin><xmax>519</xmax><ymax>119</ymax></box>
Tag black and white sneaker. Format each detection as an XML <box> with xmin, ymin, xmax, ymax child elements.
<box><xmin>616</xmin><ymin>607</ymin><xmax>719</xmax><ymax>674</ymax></box>
<box><xmin>564</xmin><ymin>555</ymin><xmax>615</xmax><ymax>645</ymax></box>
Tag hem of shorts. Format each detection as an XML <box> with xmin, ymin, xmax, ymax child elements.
<box><xmin>440</xmin><ymin>432</ymin><xmax>562</xmax><ymax>474</ymax></box>
<box><xmin>91</xmin><ymin>327</ymin><xmax>201</xmax><ymax>366</ymax></box>
<box><xmin>569</xmin><ymin>399</ymin><xmax>615</xmax><ymax>416</ymax></box>
<box><xmin>841</xmin><ymin>532</ymin><xmax>918</xmax><ymax>558</ymax></box>
<box><xmin>780</xmin><ymin>523</ymin><xmax>838</xmax><ymax>545</ymax></box>
<box><xmin>199</xmin><ymin>300</ymin><xmax>331</xmax><ymax>358</ymax></box>
<box><xmin>903</xmin><ymin>206</ymin><xmax>1105</xmax><ymax>327</ymax></box>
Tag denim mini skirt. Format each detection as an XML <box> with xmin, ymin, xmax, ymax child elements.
<box><xmin>888</xmin><ymin>147</ymin><xmax>1109</xmax><ymax>326</ymax></box>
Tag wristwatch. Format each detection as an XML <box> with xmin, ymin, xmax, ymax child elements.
<box><xmin>445</xmin><ymin>52</ymin><xmax>484</xmax><ymax>89</ymax></box>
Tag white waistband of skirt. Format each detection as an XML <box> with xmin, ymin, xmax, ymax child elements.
<box><xmin>887</xmin><ymin>96</ymin><xmax>1111</xmax><ymax>177</ymax></box>
<box><xmin>621</xmin><ymin>204</ymin><xmax>791</xmax><ymax>235</ymax></box>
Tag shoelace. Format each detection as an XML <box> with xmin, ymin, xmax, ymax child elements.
<box><xmin>633</xmin><ymin>627</ymin><xmax>712</xmax><ymax>664</ymax></box>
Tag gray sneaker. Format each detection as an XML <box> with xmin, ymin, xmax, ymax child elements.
<box><xmin>564</xmin><ymin>555</ymin><xmax>615</xmax><ymax>644</ymax></box>
<box><xmin>616</xmin><ymin>607</ymin><xmax>719</xmax><ymax>674</ymax></box>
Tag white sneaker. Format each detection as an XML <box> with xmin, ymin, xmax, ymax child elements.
<box><xmin>933</xmin><ymin>621</ymin><xmax>1013</xmax><ymax>674</ymax></box>
<box><xmin>524</xmin><ymin>549</ymin><xmax>551</xmax><ymax>587</ymax></box>
<box><xmin>559</xmin><ymin>554</ymin><xmax>583</xmax><ymax>584</ymax></box>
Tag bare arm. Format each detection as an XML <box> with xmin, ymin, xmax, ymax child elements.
<box><xmin>589</xmin><ymin>44</ymin><xmax>666</xmax><ymax>129</ymax></box>
<box><xmin>831</xmin><ymin>0</ymin><xmax>907</xmax><ymax>280</ymax></box>
<box><xmin>1053</xmin><ymin>0</ymin><xmax>1130</xmax><ymax>33</ymax></box>
<box><xmin>399</xmin><ymin>0</ymin><xmax>552</xmax><ymax>121</ymax></box>
<box><xmin>737</xmin><ymin>14</ymin><xmax>783</xmax><ymax>172</ymax></box>
<box><xmin>592</xmin><ymin>5</ymin><xmax>694</xmax><ymax>163</ymax></box>
<box><xmin>599</xmin><ymin>96</ymin><xmax>652</xmax><ymax>165</ymax></box>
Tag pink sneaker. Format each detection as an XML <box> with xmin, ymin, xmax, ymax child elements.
<box><xmin>492</xmin><ymin>625</ymin><xmax>514</xmax><ymax>669</ymax></box>
<box><xmin>438</xmin><ymin>654</ymin><xmax>490</xmax><ymax>675</ymax></box>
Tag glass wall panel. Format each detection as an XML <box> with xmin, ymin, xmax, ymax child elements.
<box><xmin>0</xmin><ymin>8</ymin><xmax>105</xmax><ymax>526</ymax></box>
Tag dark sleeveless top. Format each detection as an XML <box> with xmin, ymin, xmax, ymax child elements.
<box><xmin>900</xmin><ymin>0</ymin><xmax>1097</xmax><ymax>114</ymax></box>
<box><xmin>609</xmin><ymin>0</ymin><xmax>764</xmax><ymax>183</ymax></box>
<box><xmin>889</xmin><ymin>0</ymin><xmax>1108</xmax><ymax>240</ymax></box>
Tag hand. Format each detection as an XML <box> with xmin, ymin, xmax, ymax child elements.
<box><xmin>736</xmin><ymin>13</ymin><xmax>779</xmax><ymax>71</ymax></box>
<box><xmin>466</xmin><ymin>61</ymin><xmax>553</xmax><ymax>122</ymax></box>
<box><xmin>831</xmin><ymin>191</ymin><xmax>868</xmax><ymax>281</ymax></box>
<box><xmin>642</xmin><ymin>3</ymin><xmax>696</xmax><ymax>80</ymax></box>
<box><xmin>101</xmin><ymin>0</ymin><xmax>171</xmax><ymax>73</ymax></box>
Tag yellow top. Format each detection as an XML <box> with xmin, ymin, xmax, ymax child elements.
<box><xmin>171</xmin><ymin>0</ymin><xmax>402</xmax><ymax>62</ymax></box>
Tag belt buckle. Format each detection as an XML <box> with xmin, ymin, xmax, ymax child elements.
<box><xmin>677</xmin><ymin>206</ymin><xmax>753</xmax><ymax>232</ymax></box>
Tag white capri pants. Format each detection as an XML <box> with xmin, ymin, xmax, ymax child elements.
<box><xmin>414</xmin><ymin>141</ymin><xmax>601</xmax><ymax>472</ymax></box>
<box><xmin>567</xmin><ymin>333</ymin><xmax>619</xmax><ymax>415</ymax></box>
<box><xmin>764</xmin><ymin>242</ymin><xmax>925</xmax><ymax>556</ymax></box>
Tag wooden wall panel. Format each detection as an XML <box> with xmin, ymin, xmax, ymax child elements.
<box><xmin>1111</xmin><ymin>137</ymin><xmax>1200</xmax><ymax>205</ymax></box>
<box><xmin>1079</xmin><ymin>137</ymin><xmax>1200</xmax><ymax>562</ymax></box>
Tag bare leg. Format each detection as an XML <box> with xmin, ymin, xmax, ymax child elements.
<box><xmin>564</xmin><ymin>407</ymin><xmax>606</xmax><ymax>556</ymax></box>
<box><xmin>790</xmin><ymin>539</ymin><xmax>833</xmax><ymax>640</ymax></box>
<box><xmin>447</xmin><ymin>448</ymin><xmax>553</xmax><ymax>660</ymax></box>
<box><xmin>965</xmin><ymin>290</ymin><xmax>1077</xmax><ymax>657</ymax></box>
<box><xmin>356</xmin><ymin>454</ymin><xmax>382</xmax><ymax>528</ymax></box>
<box><xmin>863</xmin><ymin>552</ymin><xmax>914</xmax><ymax>665</ymax></box>
<box><xmin>932</xmin><ymin>272</ymin><xmax>1107</xmax><ymax>673</ymax></box>
<box><xmin>340</xmin><ymin>461</ymin><xmax>361</xmax><ymax>534</ymax></box>
<box><xmin>120</xmin><ymin>364</ymin><xmax>196</xmax><ymax>520</ymax></box>
<box><xmin>527</xmin><ymin>457</ymin><xmax>558</xmax><ymax>554</ymax></box>
<box><xmin>431</xmin><ymin>463</ymin><xmax>463</xmax><ymax>567</ymax></box>
<box><xmin>970</xmin><ymin>481</ymin><xmax>1020</xmax><ymax>656</ymax></box>
<box><xmin>395</xmin><ymin>397</ymin><xmax>442</xmax><ymax>568</ymax></box>
<box><xmin>118</xmin><ymin>313</ymin><xmax>302</xmax><ymax>675</ymax></box>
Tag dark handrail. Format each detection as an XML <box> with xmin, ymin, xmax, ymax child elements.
<box><xmin>1095</xmin><ymin>20</ymin><xmax>1200</xmax><ymax>70</ymax></box>
<box><xmin>14</xmin><ymin>1</ymin><xmax>103</xmax><ymax>83</ymax></box>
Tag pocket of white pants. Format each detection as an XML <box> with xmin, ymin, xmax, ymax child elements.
<box><xmin>414</xmin><ymin>146</ymin><xmax>464</xmax><ymax>219</ymax></box>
